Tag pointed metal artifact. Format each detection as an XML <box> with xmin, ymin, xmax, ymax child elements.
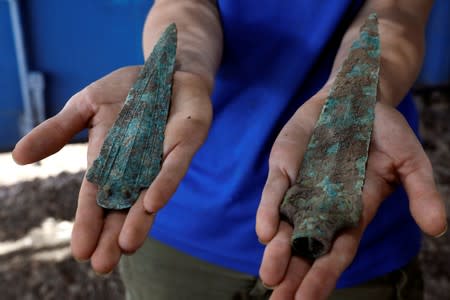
<box><xmin>280</xmin><ymin>14</ymin><xmax>380</xmax><ymax>259</ymax></box>
<box><xmin>86</xmin><ymin>24</ymin><xmax>177</xmax><ymax>210</ymax></box>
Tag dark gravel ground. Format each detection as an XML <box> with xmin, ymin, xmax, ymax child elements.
<box><xmin>0</xmin><ymin>171</ymin><xmax>125</xmax><ymax>300</ymax></box>
<box><xmin>416</xmin><ymin>88</ymin><xmax>450</xmax><ymax>300</ymax></box>
<box><xmin>0</xmin><ymin>90</ymin><xmax>448</xmax><ymax>300</ymax></box>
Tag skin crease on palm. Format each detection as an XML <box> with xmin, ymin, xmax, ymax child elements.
<box><xmin>11</xmin><ymin>0</ymin><xmax>448</xmax><ymax>299</ymax></box>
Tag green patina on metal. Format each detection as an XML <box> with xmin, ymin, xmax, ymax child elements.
<box><xmin>280</xmin><ymin>14</ymin><xmax>380</xmax><ymax>259</ymax></box>
<box><xmin>86</xmin><ymin>24</ymin><xmax>177</xmax><ymax>210</ymax></box>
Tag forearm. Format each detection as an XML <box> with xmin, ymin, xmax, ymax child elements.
<box><xmin>143</xmin><ymin>0</ymin><xmax>223</xmax><ymax>93</ymax></box>
<box><xmin>328</xmin><ymin>0</ymin><xmax>434</xmax><ymax>106</ymax></box>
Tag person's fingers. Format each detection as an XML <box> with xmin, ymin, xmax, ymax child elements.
<box><xmin>71</xmin><ymin>120</ymin><xmax>115</xmax><ymax>261</ymax></box>
<box><xmin>266</xmin><ymin>176</ymin><xmax>379</xmax><ymax>300</ymax></box>
<box><xmin>289</xmin><ymin>140</ymin><xmax>402</xmax><ymax>300</ymax></box>
<box><xmin>142</xmin><ymin>72</ymin><xmax>211</xmax><ymax>213</ymax></box>
<box><xmin>144</xmin><ymin>140</ymin><xmax>198</xmax><ymax>213</ymax></box>
<box><xmin>289</xmin><ymin>124</ymin><xmax>437</xmax><ymax>300</ymax></box>
<box><xmin>294</xmin><ymin>228</ymin><xmax>361</xmax><ymax>300</ymax></box>
<box><xmin>397</xmin><ymin>139</ymin><xmax>447</xmax><ymax>237</ymax></box>
<box><xmin>269</xmin><ymin>256</ymin><xmax>311</xmax><ymax>300</ymax></box>
<box><xmin>12</xmin><ymin>94</ymin><xmax>95</xmax><ymax>165</ymax></box>
<box><xmin>71</xmin><ymin>178</ymin><xmax>104</xmax><ymax>261</ymax></box>
<box><xmin>281</xmin><ymin>146</ymin><xmax>391</xmax><ymax>299</ymax></box>
<box><xmin>256</xmin><ymin>96</ymin><xmax>327</xmax><ymax>244</ymax></box>
<box><xmin>256</xmin><ymin>115</ymin><xmax>312</xmax><ymax>243</ymax></box>
<box><xmin>256</xmin><ymin>168</ymin><xmax>291</xmax><ymax>244</ymax></box>
<box><xmin>12</xmin><ymin>66</ymin><xmax>142</xmax><ymax>165</ymax></box>
<box><xmin>259</xmin><ymin>222</ymin><xmax>293</xmax><ymax>287</ymax></box>
<box><xmin>119</xmin><ymin>193</ymin><xmax>156</xmax><ymax>254</ymax></box>
<box><xmin>90</xmin><ymin>211</ymin><xmax>126</xmax><ymax>274</ymax></box>
<box><xmin>372</xmin><ymin>104</ymin><xmax>447</xmax><ymax>237</ymax></box>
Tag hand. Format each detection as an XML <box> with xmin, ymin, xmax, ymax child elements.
<box><xmin>12</xmin><ymin>66</ymin><xmax>212</xmax><ymax>274</ymax></box>
<box><xmin>255</xmin><ymin>92</ymin><xmax>447</xmax><ymax>300</ymax></box>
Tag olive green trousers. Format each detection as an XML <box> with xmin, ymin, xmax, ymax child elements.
<box><xmin>119</xmin><ymin>238</ymin><xmax>423</xmax><ymax>300</ymax></box>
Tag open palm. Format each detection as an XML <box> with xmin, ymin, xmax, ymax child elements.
<box><xmin>13</xmin><ymin>66</ymin><xmax>212</xmax><ymax>274</ymax></box>
<box><xmin>256</xmin><ymin>93</ymin><xmax>447</xmax><ymax>300</ymax></box>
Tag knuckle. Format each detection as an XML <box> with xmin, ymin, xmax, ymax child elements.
<box><xmin>269</xmin><ymin>239</ymin><xmax>289</xmax><ymax>256</ymax></box>
<box><xmin>146</xmin><ymin>185</ymin><xmax>172</xmax><ymax>212</ymax></box>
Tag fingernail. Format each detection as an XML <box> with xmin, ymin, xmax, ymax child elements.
<box><xmin>74</xmin><ymin>257</ymin><xmax>89</xmax><ymax>263</ymax></box>
<box><xmin>434</xmin><ymin>223</ymin><xmax>448</xmax><ymax>238</ymax></box>
<box><xmin>121</xmin><ymin>248</ymin><xmax>137</xmax><ymax>256</ymax></box>
<box><xmin>258</xmin><ymin>238</ymin><xmax>267</xmax><ymax>245</ymax></box>
<box><xmin>261</xmin><ymin>281</ymin><xmax>276</xmax><ymax>290</ymax></box>
<box><xmin>145</xmin><ymin>210</ymin><xmax>156</xmax><ymax>216</ymax></box>
<box><xmin>95</xmin><ymin>270</ymin><xmax>113</xmax><ymax>277</ymax></box>
<box><xmin>142</xmin><ymin>203</ymin><xmax>156</xmax><ymax>215</ymax></box>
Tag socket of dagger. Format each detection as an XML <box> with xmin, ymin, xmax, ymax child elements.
<box><xmin>280</xmin><ymin>183</ymin><xmax>363</xmax><ymax>260</ymax></box>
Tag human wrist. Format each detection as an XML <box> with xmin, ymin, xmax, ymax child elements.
<box><xmin>328</xmin><ymin>0</ymin><xmax>433</xmax><ymax>108</ymax></box>
<box><xmin>143</xmin><ymin>0</ymin><xmax>223</xmax><ymax>94</ymax></box>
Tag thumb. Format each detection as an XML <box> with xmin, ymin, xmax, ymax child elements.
<box><xmin>256</xmin><ymin>96</ymin><xmax>325</xmax><ymax>243</ymax></box>
<box><xmin>12</xmin><ymin>93</ymin><xmax>94</xmax><ymax>165</ymax></box>
<box><xmin>398</xmin><ymin>137</ymin><xmax>447</xmax><ymax>237</ymax></box>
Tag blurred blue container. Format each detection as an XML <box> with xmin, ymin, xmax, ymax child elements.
<box><xmin>0</xmin><ymin>0</ymin><xmax>448</xmax><ymax>151</ymax></box>
<box><xmin>0</xmin><ymin>0</ymin><xmax>152</xmax><ymax>151</ymax></box>
<box><xmin>417</xmin><ymin>0</ymin><xmax>450</xmax><ymax>86</ymax></box>
<box><xmin>0</xmin><ymin>1</ymin><xmax>22</xmax><ymax>151</ymax></box>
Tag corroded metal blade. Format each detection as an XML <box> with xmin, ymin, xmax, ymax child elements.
<box><xmin>280</xmin><ymin>14</ymin><xmax>380</xmax><ymax>259</ymax></box>
<box><xmin>86</xmin><ymin>24</ymin><xmax>177</xmax><ymax>210</ymax></box>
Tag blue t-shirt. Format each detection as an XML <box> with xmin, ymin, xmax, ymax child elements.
<box><xmin>150</xmin><ymin>0</ymin><xmax>421</xmax><ymax>288</ymax></box>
